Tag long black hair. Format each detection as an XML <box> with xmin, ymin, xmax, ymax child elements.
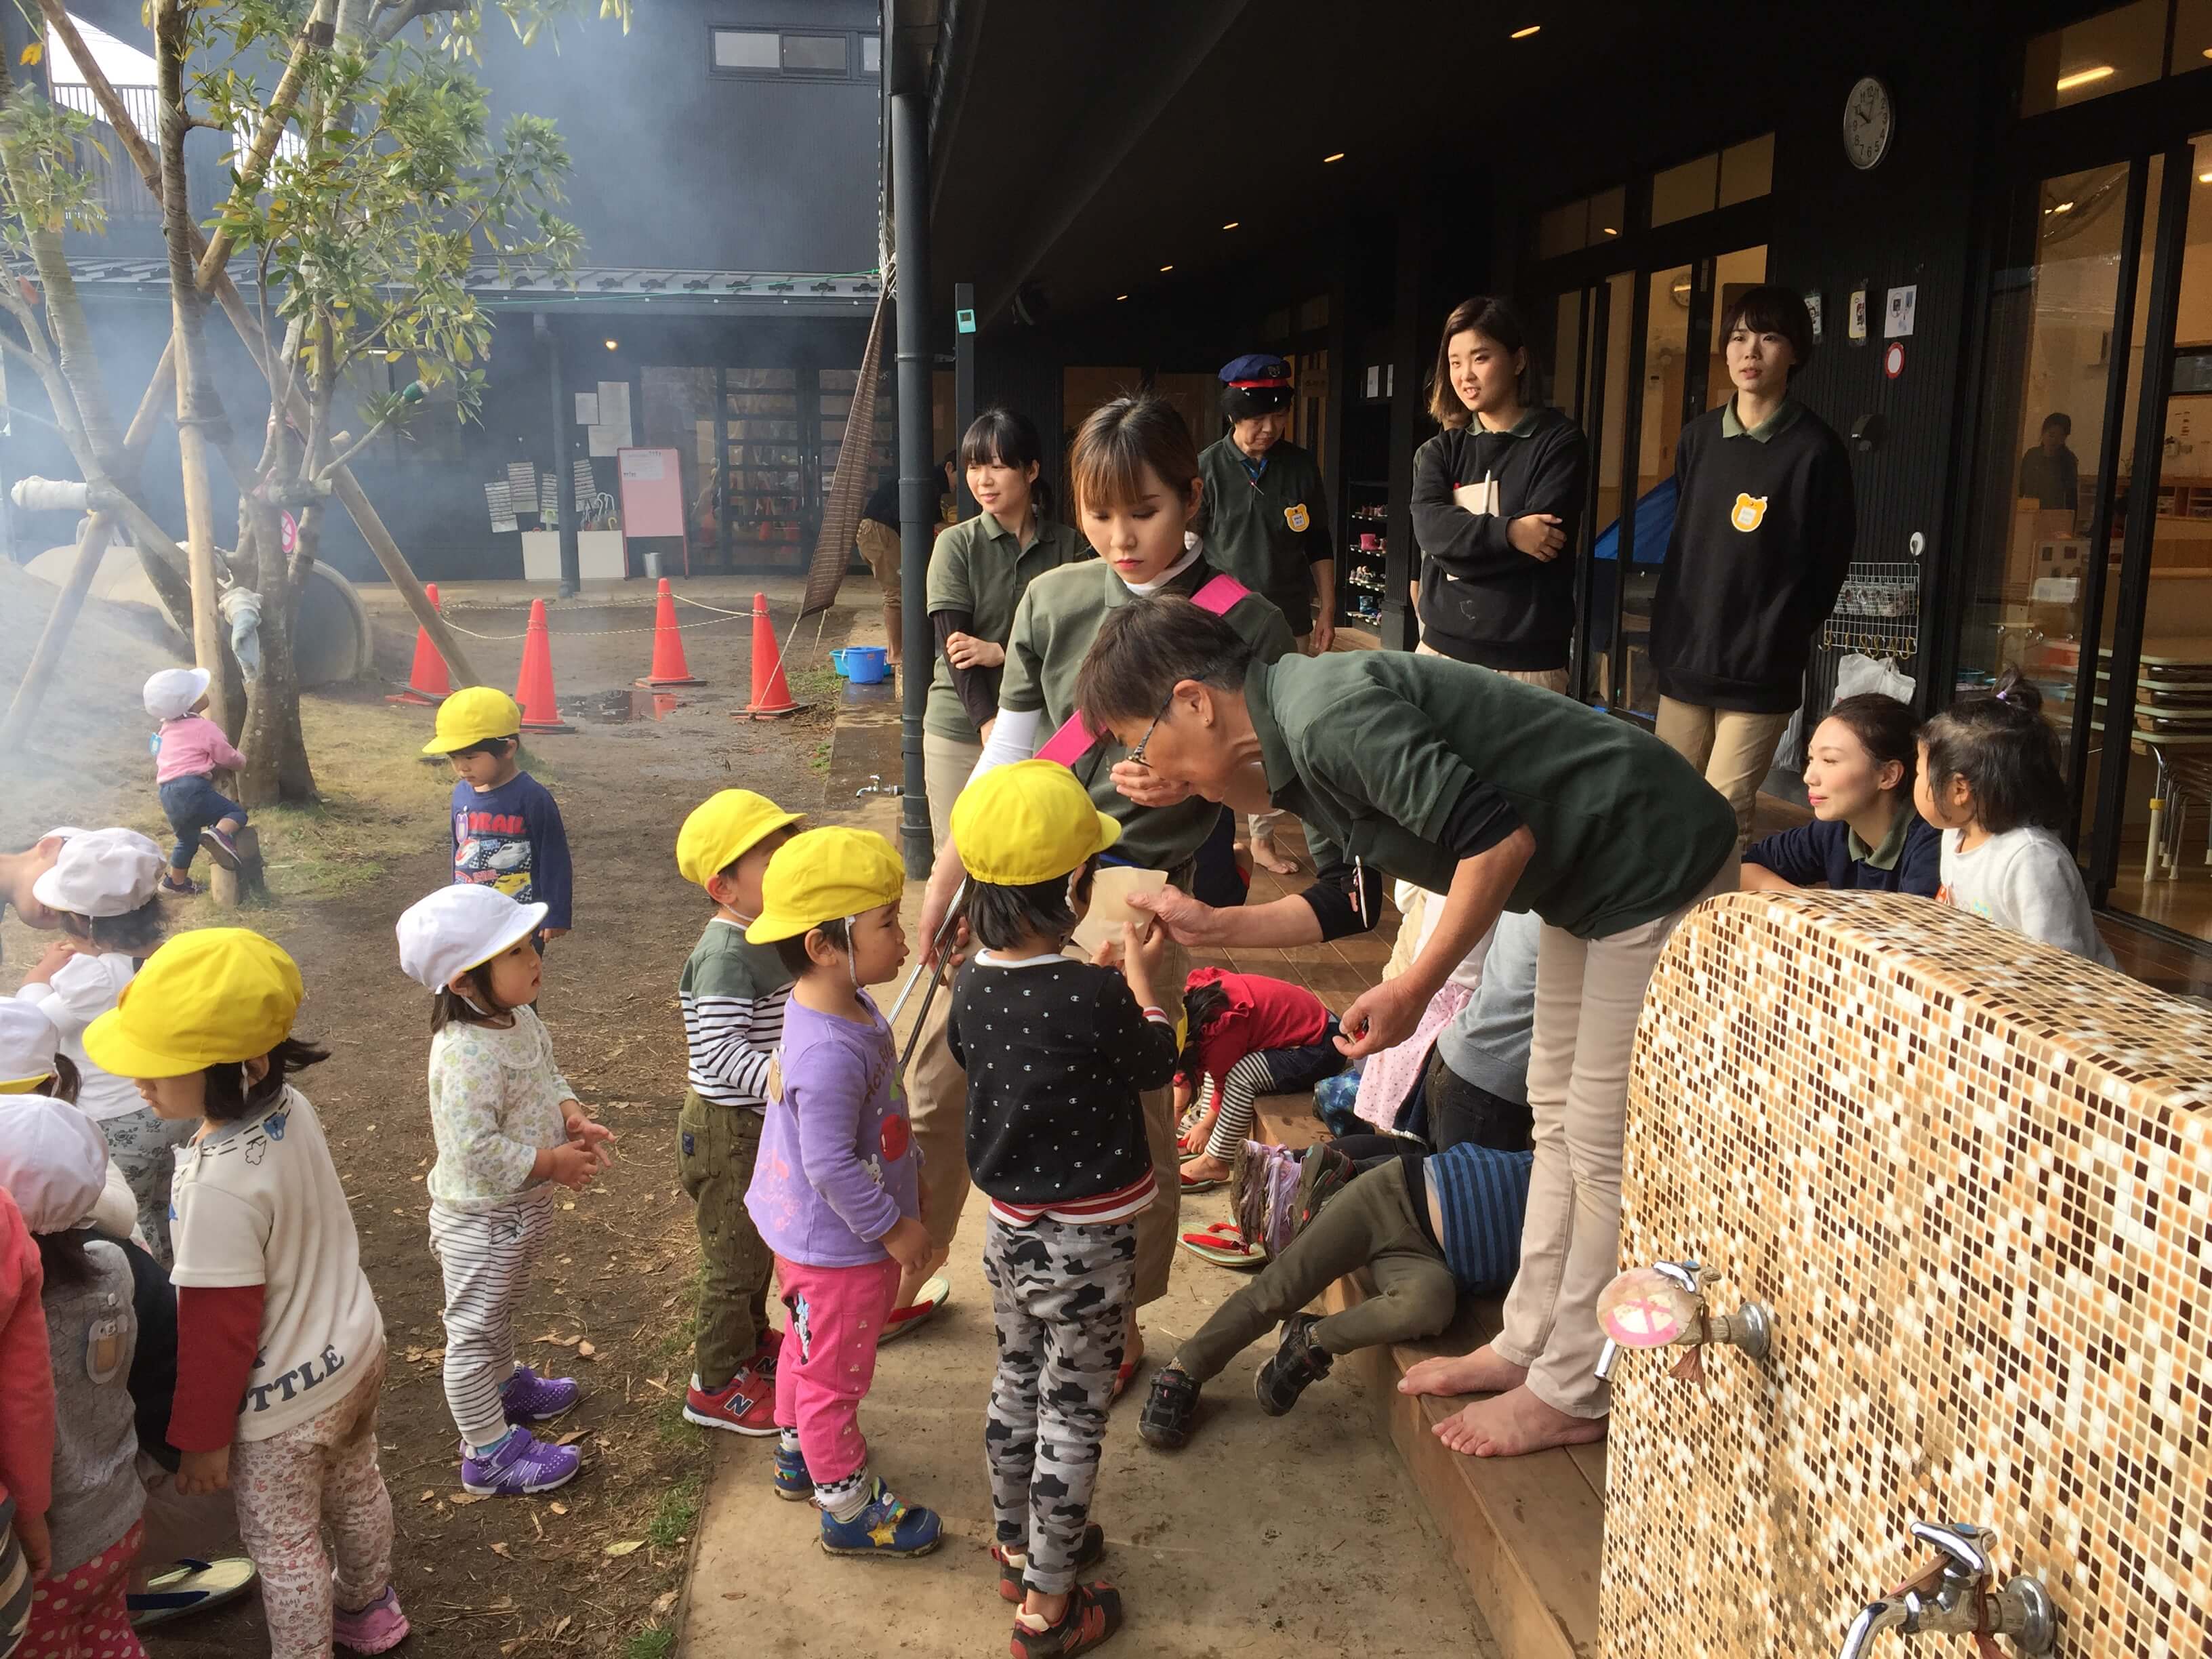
<box><xmin>1918</xmin><ymin>672</ymin><xmax>2066</xmax><ymax>834</ymax></box>
<box><xmin>1176</xmin><ymin>978</ymin><xmax>1233</xmax><ymax>1084</ymax></box>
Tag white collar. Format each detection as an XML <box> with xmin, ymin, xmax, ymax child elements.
<box><xmin>1120</xmin><ymin>533</ymin><xmax>1205</xmax><ymax>596</ymax></box>
<box><xmin>973</xmin><ymin>948</ymin><xmax>1065</xmax><ymax>968</ymax></box>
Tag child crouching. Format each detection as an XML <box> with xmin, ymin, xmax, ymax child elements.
<box><xmin>397</xmin><ymin>885</ymin><xmax>615</xmax><ymax>1497</ymax></box>
<box><xmin>946</xmin><ymin>762</ymin><xmax>1180</xmax><ymax>1657</ymax></box>
<box><xmin>741</xmin><ymin>829</ymin><xmax>940</xmax><ymax>1556</ymax></box>
<box><xmin>83</xmin><ymin>929</ymin><xmax>407</xmax><ymax>1659</ymax></box>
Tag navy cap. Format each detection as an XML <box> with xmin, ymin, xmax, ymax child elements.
<box><xmin>1219</xmin><ymin>353</ymin><xmax>1293</xmax><ymax>388</ymax></box>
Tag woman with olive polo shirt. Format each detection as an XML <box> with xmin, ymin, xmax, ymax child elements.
<box><xmin>922</xmin><ymin>408</ymin><xmax>1090</xmax><ymax>852</ymax></box>
<box><xmin>1073</xmin><ymin>596</ymin><xmax>1738</xmax><ymax>1458</ymax></box>
<box><xmin>897</xmin><ymin>396</ymin><xmax>1297</xmax><ymax>1368</ymax></box>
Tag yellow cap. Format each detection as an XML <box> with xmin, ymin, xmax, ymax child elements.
<box><xmin>422</xmin><ymin>687</ymin><xmax>523</xmax><ymax>756</ymax></box>
<box><xmin>950</xmin><ymin>760</ymin><xmax>1121</xmax><ymax>886</ymax></box>
<box><xmin>747</xmin><ymin>827</ymin><xmax>906</xmax><ymax>944</ymax></box>
<box><xmin>83</xmin><ymin>928</ymin><xmax>303</xmax><ymax>1078</ymax></box>
<box><xmin>676</xmin><ymin>790</ymin><xmax>803</xmax><ymax>888</ymax></box>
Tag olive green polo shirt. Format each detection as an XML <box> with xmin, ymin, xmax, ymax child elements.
<box><xmin>1720</xmin><ymin>396</ymin><xmax>1805</xmax><ymax>443</ymax></box>
<box><xmin>1196</xmin><ymin>436</ymin><xmax>1331</xmax><ymax>638</ymax></box>
<box><xmin>923</xmin><ymin>512</ymin><xmax>1092</xmax><ymax>741</ymax></box>
<box><xmin>1245</xmin><ymin>652</ymin><xmax>1737</xmax><ymax>938</ymax></box>
<box><xmin>1846</xmin><ymin>804</ymin><xmax>1912</xmax><ymax>871</ymax></box>
<box><xmin>1002</xmin><ymin>554</ymin><xmax>1296</xmax><ymax>871</ymax></box>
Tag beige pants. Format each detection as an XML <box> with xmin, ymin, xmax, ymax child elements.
<box><xmin>922</xmin><ymin>731</ymin><xmax>983</xmax><ymax>856</ymax></box>
<box><xmin>1413</xmin><ymin>639</ymin><xmax>1572</xmax><ymax>696</ymax></box>
<box><xmin>854</xmin><ymin>520</ymin><xmax>903</xmax><ymax>661</ymax></box>
<box><xmin>905</xmin><ymin>936</ymin><xmax>1189</xmax><ymax>1308</ymax></box>
<box><xmin>1495</xmin><ymin>856</ymin><xmax>1739</xmax><ymax>1418</ymax></box>
<box><xmin>1655</xmin><ymin>697</ymin><xmax>1793</xmax><ymax>851</ymax></box>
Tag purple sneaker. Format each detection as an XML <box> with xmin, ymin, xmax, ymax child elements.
<box><xmin>199</xmin><ymin>825</ymin><xmax>241</xmax><ymax>870</ymax></box>
<box><xmin>333</xmin><ymin>1584</ymin><xmax>410</xmax><ymax>1654</ymax></box>
<box><xmin>501</xmin><ymin>1364</ymin><xmax>581</xmax><ymax>1425</ymax></box>
<box><xmin>460</xmin><ymin>1428</ymin><xmax>580</xmax><ymax>1496</ymax></box>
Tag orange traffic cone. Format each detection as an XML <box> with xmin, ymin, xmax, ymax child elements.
<box><xmin>738</xmin><ymin>591</ymin><xmax>806</xmax><ymax>720</ymax></box>
<box><xmin>387</xmin><ymin>581</ymin><xmax>451</xmax><ymax>705</ymax></box>
<box><xmin>513</xmin><ymin>598</ymin><xmax>575</xmax><ymax>733</ymax></box>
<box><xmin>635</xmin><ymin>577</ymin><xmax>705</xmax><ymax>688</ymax></box>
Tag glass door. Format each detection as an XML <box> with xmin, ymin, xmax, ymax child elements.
<box><xmin>722</xmin><ymin>367</ymin><xmax>805</xmax><ymax>572</ymax></box>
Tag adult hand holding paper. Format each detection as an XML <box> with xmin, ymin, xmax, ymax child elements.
<box><xmin>1071</xmin><ymin>865</ymin><xmax>1168</xmax><ymax>959</ymax></box>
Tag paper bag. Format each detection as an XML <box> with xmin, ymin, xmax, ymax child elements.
<box><xmin>1070</xmin><ymin>866</ymin><xmax>1168</xmax><ymax>959</ymax></box>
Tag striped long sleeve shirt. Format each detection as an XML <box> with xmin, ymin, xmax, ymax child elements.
<box><xmin>678</xmin><ymin>917</ymin><xmax>792</xmax><ymax>1111</ymax></box>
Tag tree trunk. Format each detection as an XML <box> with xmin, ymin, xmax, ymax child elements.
<box><xmin>239</xmin><ymin>506</ymin><xmax>316</xmax><ymax>804</ymax></box>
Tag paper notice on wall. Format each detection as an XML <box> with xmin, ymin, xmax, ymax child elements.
<box><xmin>620</xmin><ymin>449</ymin><xmax>665</xmax><ymax>482</ymax></box>
<box><xmin>485</xmin><ymin>480</ymin><xmax>518</xmax><ymax>534</ymax></box>
<box><xmin>573</xmin><ymin>392</ymin><xmax>599</xmax><ymax>425</ymax></box>
<box><xmin>539</xmin><ymin>475</ymin><xmax>560</xmax><ymax>520</ymax></box>
<box><xmin>1883</xmin><ymin>284</ymin><xmax>1917</xmax><ymax>338</ymax></box>
<box><xmin>1069</xmin><ymin>867</ymin><xmax>1170</xmax><ymax>960</ymax></box>
<box><xmin>595</xmin><ymin>380</ymin><xmax>632</xmax><ymax>447</ymax></box>
<box><xmin>506</xmin><ymin>461</ymin><xmax>538</xmax><ymax>516</ymax></box>
<box><xmin>587</xmin><ymin>425</ymin><xmax>619</xmax><ymax>457</ymax></box>
<box><xmin>573</xmin><ymin>459</ymin><xmax>596</xmax><ymax>501</ymax></box>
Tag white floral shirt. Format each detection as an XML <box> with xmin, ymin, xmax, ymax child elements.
<box><xmin>426</xmin><ymin>1007</ymin><xmax>576</xmax><ymax>1211</ymax></box>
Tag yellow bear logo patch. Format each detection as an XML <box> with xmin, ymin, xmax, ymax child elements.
<box><xmin>1284</xmin><ymin>502</ymin><xmax>1311</xmax><ymax>533</ymax></box>
<box><xmin>1729</xmin><ymin>493</ymin><xmax>1769</xmax><ymax>533</ymax></box>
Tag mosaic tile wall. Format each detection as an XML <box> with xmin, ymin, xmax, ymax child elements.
<box><xmin>1602</xmin><ymin>892</ymin><xmax>2211</xmax><ymax>1659</ymax></box>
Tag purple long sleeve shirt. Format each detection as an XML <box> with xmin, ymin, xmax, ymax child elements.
<box><xmin>743</xmin><ymin>993</ymin><xmax>918</xmax><ymax>1268</ymax></box>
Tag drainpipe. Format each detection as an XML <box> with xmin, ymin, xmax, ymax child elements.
<box><xmin>890</xmin><ymin>85</ymin><xmax>934</xmax><ymax>876</ymax></box>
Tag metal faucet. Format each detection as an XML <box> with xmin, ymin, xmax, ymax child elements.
<box><xmin>853</xmin><ymin>773</ymin><xmax>902</xmax><ymax>798</ymax></box>
<box><xmin>1593</xmin><ymin>1258</ymin><xmax>1773</xmax><ymax>1381</ymax></box>
<box><xmin>1838</xmin><ymin>1521</ymin><xmax>2057</xmax><ymax>1658</ymax></box>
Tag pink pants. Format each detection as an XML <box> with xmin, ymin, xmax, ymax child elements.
<box><xmin>773</xmin><ymin>1254</ymin><xmax>900</xmax><ymax>1488</ymax></box>
<box><xmin>229</xmin><ymin>1350</ymin><xmax>395</xmax><ymax>1659</ymax></box>
<box><xmin>18</xmin><ymin>1521</ymin><xmax>146</xmax><ymax>1659</ymax></box>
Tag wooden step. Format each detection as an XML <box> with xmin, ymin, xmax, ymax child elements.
<box><xmin>1252</xmin><ymin>1095</ymin><xmax>1607</xmax><ymax>1659</ymax></box>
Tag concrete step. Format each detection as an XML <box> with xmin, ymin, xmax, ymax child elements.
<box><xmin>1250</xmin><ymin>1094</ymin><xmax>1605</xmax><ymax>1659</ymax></box>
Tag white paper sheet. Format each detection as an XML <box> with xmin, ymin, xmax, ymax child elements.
<box><xmin>587</xmin><ymin>424</ymin><xmax>618</xmax><ymax>457</ymax></box>
<box><xmin>595</xmin><ymin>380</ymin><xmax>632</xmax><ymax>447</ymax></box>
<box><xmin>1069</xmin><ymin>865</ymin><xmax>1169</xmax><ymax>959</ymax></box>
<box><xmin>573</xmin><ymin>392</ymin><xmax>598</xmax><ymax>425</ymax></box>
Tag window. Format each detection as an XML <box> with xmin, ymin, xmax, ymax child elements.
<box><xmin>2015</xmin><ymin>0</ymin><xmax>2212</xmax><ymax>117</ymax></box>
<box><xmin>1652</xmin><ymin>136</ymin><xmax>1774</xmax><ymax>228</ymax></box>
<box><xmin>1536</xmin><ymin>186</ymin><xmax>1626</xmax><ymax>258</ymax></box>
<box><xmin>710</xmin><ymin>27</ymin><xmax>864</xmax><ymax>79</ymax></box>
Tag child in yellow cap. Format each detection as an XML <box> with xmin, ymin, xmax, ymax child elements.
<box><xmin>672</xmin><ymin>790</ymin><xmax>801</xmax><ymax>1436</ymax></box>
<box><xmin>422</xmin><ymin>687</ymin><xmax>573</xmax><ymax>941</ymax></box>
<box><xmin>82</xmin><ymin>929</ymin><xmax>407</xmax><ymax>1658</ymax></box>
<box><xmin>739</xmin><ymin>828</ymin><xmax>941</xmax><ymax>1557</ymax></box>
<box><xmin>943</xmin><ymin>760</ymin><xmax>1176</xmax><ymax>1657</ymax></box>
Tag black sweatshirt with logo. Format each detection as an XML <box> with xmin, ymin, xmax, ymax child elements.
<box><xmin>1649</xmin><ymin>400</ymin><xmax>1856</xmax><ymax>713</ymax></box>
<box><xmin>1410</xmin><ymin>407</ymin><xmax>1589</xmax><ymax>670</ymax></box>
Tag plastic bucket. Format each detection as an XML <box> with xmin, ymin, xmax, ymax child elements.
<box><xmin>844</xmin><ymin>646</ymin><xmax>889</xmax><ymax>684</ymax></box>
<box><xmin>830</xmin><ymin>649</ymin><xmax>853</xmax><ymax>677</ymax></box>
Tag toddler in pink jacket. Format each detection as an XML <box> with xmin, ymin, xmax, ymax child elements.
<box><xmin>142</xmin><ymin>668</ymin><xmax>247</xmax><ymax>895</ymax></box>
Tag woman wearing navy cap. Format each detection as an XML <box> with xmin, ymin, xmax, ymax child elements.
<box><xmin>1197</xmin><ymin>354</ymin><xmax>1334</xmax><ymax>874</ymax></box>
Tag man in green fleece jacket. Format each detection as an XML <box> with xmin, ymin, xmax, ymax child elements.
<box><xmin>1650</xmin><ymin>285</ymin><xmax>1856</xmax><ymax>849</ymax></box>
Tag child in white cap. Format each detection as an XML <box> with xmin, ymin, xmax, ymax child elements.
<box><xmin>0</xmin><ymin>1094</ymin><xmax>148</xmax><ymax>1659</ymax></box>
<box><xmin>142</xmin><ymin>667</ymin><xmax>247</xmax><ymax>896</ymax></box>
<box><xmin>396</xmin><ymin>884</ymin><xmax>614</xmax><ymax>1498</ymax></box>
<box><xmin>14</xmin><ymin>829</ymin><xmax>187</xmax><ymax>1265</ymax></box>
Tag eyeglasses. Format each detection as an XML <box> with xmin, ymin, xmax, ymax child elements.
<box><xmin>1126</xmin><ymin>687</ymin><xmax>1179</xmax><ymax>770</ymax></box>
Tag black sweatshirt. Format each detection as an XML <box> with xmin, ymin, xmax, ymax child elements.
<box><xmin>947</xmin><ymin>955</ymin><xmax>1179</xmax><ymax>1211</ymax></box>
<box><xmin>1411</xmin><ymin>407</ymin><xmax>1589</xmax><ymax>670</ymax></box>
<box><xmin>1650</xmin><ymin>399</ymin><xmax>1856</xmax><ymax>713</ymax></box>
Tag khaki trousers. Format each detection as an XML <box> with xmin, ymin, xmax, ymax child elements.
<box><xmin>904</xmin><ymin>936</ymin><xmax>1189</xmax><ymax>1308</ymax></box>
<box><xmin>922</xmin><ymin>731</ymin><xmax>983</xmax><ymax>857</ymax></box>
<box><xmin>1494</xmin><ymin>856</ymin><xmax>1738</xmax><ymax>1418</ymax></box>
<box><xmin>854</xmin><ymin>520</ymin><xmax>903</xmax><ymax>661</ymax></box>
<box><xmin>1414</xmin><ymin>639</ymin><xmax>1572</xmax><ymax>695</ymax></box>
<box><xmin>1655</xmin><ymin>697</ymin><xmax>1793</xmax><ymax>851</ymax></box>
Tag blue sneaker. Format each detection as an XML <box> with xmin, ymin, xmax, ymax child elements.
<box><xmin>817</xmin><ymin>1478</ymin><xmax>942</xmax><ymax>1558</ymax></box>
<box><xmin>460</xmin><ymin>1428</ymin><xmax>581</xmax><ymax>1496</ymax></box>
<box><xmin>501</xmin><ymin>1365</ymin><xmax>581</xmax><ymax>1425</ymax></box>
<box><xmin>772</xmin><ymin>1441</ymin><xmax>812</xmax><ymax>1502</ymax></box>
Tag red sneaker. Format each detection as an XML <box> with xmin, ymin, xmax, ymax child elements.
<box><xmin>683</xmin><ymin>1369</ymin><xmax>777</xmax><ymax>1436</ymax></box>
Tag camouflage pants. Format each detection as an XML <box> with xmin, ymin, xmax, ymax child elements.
<box><xmin>980</xmin><ymin>1213</ymin><xmax>1135</xmax><ymax>1595</ymax></box>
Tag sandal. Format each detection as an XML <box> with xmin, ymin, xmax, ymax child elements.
<box><xmin>129</xmin><ymin>1557</ymin><xmax>259</xmax><ymax>1629</ymax></box>
<box><xmin>1179</xmin><ymin>1166</ymin><xmax>1225</xmax><ymax>1193</ymax></box>
<box><xmin>878</xmin><ymin>1272</ymin><xmax>950</xmax><ymax>1344</ymax></box>
<box><xmin>1176</xmin><ymin>1224</ymin><xmax>1267</xmax><ymax>1270</ymax></box>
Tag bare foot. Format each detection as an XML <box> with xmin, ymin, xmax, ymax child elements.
<box><xmin>1180</xmin><ymin>1153</ymin><xmax>1231</xmax><ymax>1185</ymax></box>
<box><xmin>895</xmin><ymin>1248</ymin><xmax>949</xmax><ymax>1310</ymax></box>
<box><xmin>1433</xmin><ymin>1385</ymin><xmax>1606</xmax><ymax>1458</ymax></box>
<box><xmin>1248</xmin><ymin>832</ymin><xmax>1300</xmax><ymax>876</ymax></box>
<box><xmin>1398</xmin><ymin>1344</ymin><xmax>1528</xmax><ymax>1398</ymax></box>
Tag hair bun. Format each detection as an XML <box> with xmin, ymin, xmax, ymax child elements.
<box><xmin>1991</xmin><ymin>670</ymin><xmax>2043</xmax><ymax>716</ymax></box>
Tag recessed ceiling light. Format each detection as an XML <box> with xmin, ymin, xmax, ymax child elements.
<box><xmin>1222</xmin><ymin>220</ymin><xmax>1240</xmax><ymax>230</ymax></box>
<box><xmin>1322</xmin><ymin>152</ymin><xmax>1345</xmax><ymax>163</ymax></box>
<box><xmin>2049</xmin><ymin>199</ymin><xmax>2076</xmax><ymax>214</ymax></box>
<box><xmin>2199</xmin><ymin>170</ymin><xmax>2212</xmax><ymax>184</ymax></box>
<box><xmin>1159</xmin><ymin>264</ymin><xmax>1174</xmax><ymax>272</ymax></box>
<box><xmin>2055</xmin><ymin>64</ymin><xmax>2114</xmax><ymax>91</ymax></box>
<box><xmin>1601</xmin><ymin>226</ymin><xmax>1619</xmax><ymax>236</ymax></box>
<box><xmin>604</xmin><ymin>338</ymin><xmax>618</xmax><ymax>350</ymax></box>
<box><xmin>1510</xmin><ymin>24</ymin><xmax>1540</xmax><ymax>38</ymax></box>
<box><xmin>1116</xmin><ymin>293</ymin><xmax>1129</xmax><ymax>301</ymax></box>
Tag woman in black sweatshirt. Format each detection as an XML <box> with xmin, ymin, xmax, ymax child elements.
<box><xmin>1410</xmin><ymin>297</ymin><xmax>1590</xmax><ymax>690</ymax></box>
<box><xmin>1650</xmin><ymin>284</ymin><xmax>1856</xmax><ymax>847</ymax></box>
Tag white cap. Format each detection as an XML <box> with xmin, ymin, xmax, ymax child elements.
<box><xmin>0</xmin><ymin>1094</ymin><xmax>109</xmax><ymax>1233</ymax></box>
<box><xmin>144</xmin><ymin>666</ymin><xmax>212</xmax><ymax>720</ymax></box>
<box><xmin>0</xmin><ymin>1001</ymin><xmax>62</xmax><ymax>1088</ymax></box>
<box><xmin>32</xmin><ymin>827</ymin><xmax>165</xmax><ymax>918</ymax></box>
<box><xmin>396</xmin><ymin>883</ymin><xmax>548</xmax><ymax>991</ymax></box>
<box><xmin>34</xmin><ymin>826</ymin><xmax>87</xmax><ymax>846</ymax></box>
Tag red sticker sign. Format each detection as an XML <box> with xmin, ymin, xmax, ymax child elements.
<box><xmin>879</xmin><ymin>1114</ymin><xmax>910</xmax><ymax>1163</ymax></box>
<box><xmin>1884</xmin><ymin>342</ymin><xmax>1905</xmax><ymax>380</ymax></box>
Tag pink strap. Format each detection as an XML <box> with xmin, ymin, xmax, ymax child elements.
<box><xmin>1033</xmin><ymin>573</ymin><xmax>1254</xmax><ymax>767</ymax></box>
